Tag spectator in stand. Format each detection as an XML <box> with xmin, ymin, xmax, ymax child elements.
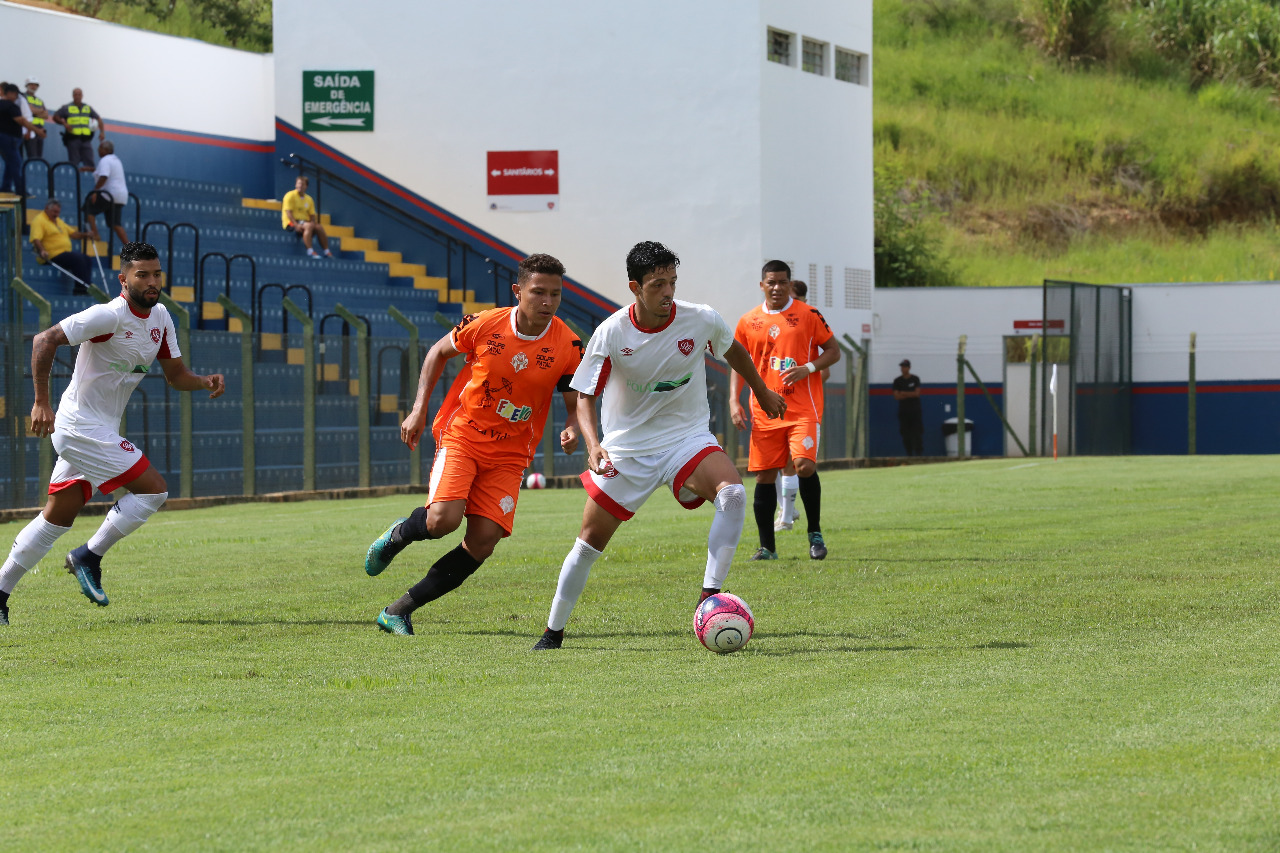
<box><xmin>30</xmin><ymin>198</ymin><xmax>95</xmax><ymax>294</ymax></box>
<box><xmin>281</xmin><ymin>175</ymin><xmax>332</xmax><ymax>258</ymax></box>
<box><xmin>0</xmin><ymin>83</ymin><xmax>43</xmax><ymax>198</ymax></box>
<box><xmin>52</xmin><ymin>88</ymin><xmax>105</xmax><ymax>170</ymax></box>
<box><xmin>84</xmin><ymin>140</ymin><xmax>129</xmax><ymax>246</ymax></box>
<box><xmin>22</xmin><ymin>77</ymin><xmax>48</xmax><ymax>160</ymax></box>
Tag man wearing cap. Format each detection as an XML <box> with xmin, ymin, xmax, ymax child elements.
<box><xmin>30</xmin><ymin>198</ymin><xmax>94</xmax><ymax>294</ymax></box>
<box><xmin>52</xmin><ymin>88</ymin><xmax>105</xmax><ymax>170</ymax></box>
<box><xmin>893</xmin><ymin>359</ymin><xmax>924</xmax><ymax>456</ymax></box>
<box><xmin>22</xmin><ymin>77</ymin><xmax>48</xmax><ymax>160</ymax></box>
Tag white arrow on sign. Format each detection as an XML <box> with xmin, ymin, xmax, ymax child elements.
<box><xmin>313</xmin><ymin>116</ymin><xmax>366</xmax><ymax>127</ymax></box>
<box><xmin>491</xmin><ymin>170</ymin><xmax>502</xmax><ymax>177</ymax></box>
<box><xmin>544</xmin><ymin>169</ymin><xmax>555</xmax><ymax>176</ymax></box>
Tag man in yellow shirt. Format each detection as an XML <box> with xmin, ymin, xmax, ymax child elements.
<box><xmin>30</xmin><ymin>198</ymin><xmax>94</xmax><ymax>294</ymax></box>
<box><xmin>281</xmin><ymin>175</ymin><xmax>332</xmax><ymax>259</ymax></box>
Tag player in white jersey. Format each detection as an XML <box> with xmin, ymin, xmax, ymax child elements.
<box><xmin>532</xmin><ymin>241</ymin><xmax>786</xmax><ymax>650</ymax></box>
<box><xmin>0</xmin><ymin>243</ymin><xmax>225</xmax><ymax>625</ymax></box>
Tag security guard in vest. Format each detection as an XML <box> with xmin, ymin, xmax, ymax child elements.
<box><xmin>22</xmin><ymin>77</ymin><xmax>48</xmax><ymax>160</ymax></box>
<box><xmin>52</xmin><ymin>88</ymin><xmax>105</xmax><ymax>170</ymax></box>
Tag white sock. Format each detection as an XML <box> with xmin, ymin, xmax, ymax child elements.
<box><xmin>0</xmin><ymin>514</ymin><xmax>72</xmax><ymax>594</ymax></box>
<box><xmin>547</xmin><ymin>538</ymin><xmax>603</xmax><ymax>631</ymax></box>
<box><xmin>87</xmin><ymin>516</ymin><xmax>128</xmax><ymax>556</ymax></box>
<box><xmin>781</xmin><ymin>474</ymin><xmax>799</xmax><ymax>523</ymax></box>
<box><xmin>704</xmin><ymin>483</ymin><xmax>747</xmax><ymax>589</ymax></box>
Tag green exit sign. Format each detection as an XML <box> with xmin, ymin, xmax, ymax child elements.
<box><xmin>303</xmin><ymin>70</ymin><xmax>374</xmax><ymax>132</ymax></box>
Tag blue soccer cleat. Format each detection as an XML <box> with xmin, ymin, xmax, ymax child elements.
<box><xmin>66</xmin><ymin>545</ymin><xmax>108</xmax><ymax>607</ymax></box>
<box><xmin>365</xmin><ymin>517</ymin><xmax>408</xmax><ymax>577</ymax></box>
<box><xmin>376</xmin><ymin>608</ymin><xmax>414</xmax><ymax>636</ymax></box>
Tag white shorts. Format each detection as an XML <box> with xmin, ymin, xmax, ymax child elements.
<box><xmin>49</xmin><ymin>422</ymin><xmax>151</xmax><ymax>501</ymax></box>
<box><xmin>580</xmin><ymin>431</ymin><xmax>725</xmax><ymax>521</ymax></box>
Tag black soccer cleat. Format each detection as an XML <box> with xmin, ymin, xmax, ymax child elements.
<box><xmin>532</xmin><ymin>629</ymin><xmax>563</xmax><ymax>650</ymax></box>
<box><xmin>0</xmin><ymin>603</ymin><xmax>8</xmax><ymax>626</ymax></box>
<box><xmin>808</xmin><ymin>531</ymin><xmax>828</xmax><ymax>561</ymax></box>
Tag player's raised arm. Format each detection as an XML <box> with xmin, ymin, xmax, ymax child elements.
<box><xmin>725</xmin><ymin>340</ymin><xmax>786</xmax><ymax>420</ymax></box>
<box><xmin>159</xmin><ymin>357</ymin><xmax>225</xmax><ymax>398</ymax></box>
<box><xmin>401</xmin><ymin>330</ymin><xmax>462</xmax><ymax>450</ymax></box>
<box><xmin>29</xmin><ymin>323</ymin><xmax>71</xmax><ymax>438</ymax></box>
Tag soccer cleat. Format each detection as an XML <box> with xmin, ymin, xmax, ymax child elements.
<box><xmin>66</xmin><ymin>546</ymin><xmax>108</xmax><ymax>607</ymax></box>
<box><xmin>365</xmin><ymin>517</ymin><xmax>408</xmax><ymax>577</ymax></box>
<box><xmin>773</xmin><ymin>510</ymin><xmax>793</xmax><ymax>532</ymax></box>
<box><xmin>532</xmin><ymin>629</ymin><xmax>563</xmax><ymax>650</ymax></box>
<box><xmin>808</xmin><ymin>531</ymin><xmax>828</xmax><ymax>561</ymax></box>
<box><xmin>376</xmin><ymin>608</ymin><xmax>414</xmax><ymax>636</ymax></box>
<box><xmin>749</xmin><ymin>547</ymin><xmax>778</xmax><ymax>561</ymax></box>
<box><xmin>0</xmin><ymin>604</ymin><xmax>8</xmax><ymax>626</ymax></box>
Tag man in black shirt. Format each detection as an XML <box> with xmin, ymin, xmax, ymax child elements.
<box><xmin>893</xmin><ymin>359</ymin><xmax>923</xmax><ymax>456</ymax></box>
<box><xmin>0</xmin><ymin>83</ymin><xmax>41</xmax><ymax>198</ymax></box>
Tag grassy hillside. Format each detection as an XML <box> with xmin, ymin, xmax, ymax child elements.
<box><xmin>874</xmin><ymin>1</ymin><xmax>1280</xmax><ymax>286</ymax></box>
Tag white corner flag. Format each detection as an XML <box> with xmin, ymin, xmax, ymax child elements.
<box><xmin>1049</xmin><ymin>364</ymin><xmax>1059</xmax><ymax>460</ymax></box>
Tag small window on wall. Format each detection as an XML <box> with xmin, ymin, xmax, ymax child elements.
<box><xmin>835</xmin><ymin>47</ymin><xmax>867</xmax><ymax>85</ymax></box>
<box><xmin>808</xmin><ymin>263</ymin><xmax>818</xmax><ymax>303</ymax></box>
<box><xmin>768</xmin><ymin>29</ymin><xmax>794</xmax><ymax>66</ymax></box>
<box><xmin>823</xmin><ymin>266</ymin><xmax>834</xmax><ymax>308</ymax></box>
<box><xmin>802</xmin><ymin>38</ymin><xmax>827</xmax><ymax>75</ymax></box>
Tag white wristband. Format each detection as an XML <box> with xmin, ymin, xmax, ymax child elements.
<box><xmin>804</xmin><ymin>362</ymin><xmax>816</xmax><ymax>375</ymax></box>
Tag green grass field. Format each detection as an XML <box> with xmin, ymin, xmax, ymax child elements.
<box><xmin>3</xmin><ymin>458</ymin><xmax>1279</xmax><ymax>851</ymax></box>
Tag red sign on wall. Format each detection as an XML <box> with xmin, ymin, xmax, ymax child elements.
<box><xmin>1013</xmin><ymin>319</ymin><xmax>1065</xmax><ymax>331</ymax></box>
<box><xmin>487</xmin><ymin>150</ymin><xmax>559</xmax><ymax>212</ymax></box>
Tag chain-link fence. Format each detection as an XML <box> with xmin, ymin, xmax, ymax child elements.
<box><xmin>1</xmin><ymin>280</ymin><xmax>864</xmax><ymax>508</ymax></box>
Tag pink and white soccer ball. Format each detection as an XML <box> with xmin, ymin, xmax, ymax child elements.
<box><xmin>694</xmin><ymin>592</ymin><xmax>754</xmax><ymax>653</ymax></box>
<box><xmin>525</xmin><ymin>472</ymin><xmax>546</xmax><ymax>489</ymax></box>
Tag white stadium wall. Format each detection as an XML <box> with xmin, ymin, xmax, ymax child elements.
<box><xmin>760</xmin><ymin>0</ymin><xmax>875</xmax><ymax>339</ymax></box>
<box><xmin>1</xmin><ymin>1</ymin><xmax>274</xmax><ymax>142</ymax></box>
<box><xmin>273</xmin><ymin>0</ymin><xmax>874</xmax><ymax>332</ymax></box>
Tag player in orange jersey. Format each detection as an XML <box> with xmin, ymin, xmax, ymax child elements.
<box><xmin>730</xmin><ymin>260</ymin><xmax>841</xmax><ymax>560</ymax></box>
<box><xmin>364</xmin><ymin>253</ymin><xmax>583</xmax><ymax>636</ymax></box>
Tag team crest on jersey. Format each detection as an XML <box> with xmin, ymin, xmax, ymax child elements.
<box><xmin>150</xmin><ymin>328</ymin><xmax>161</xmax><ymax>343</ymax></box>
<box><xmin>768</xmin><ymin>324</ymin><xmax>781</xmax><ymax>339</ymax></box>
<box><xmin>499</xmin><ymin>495</ymin><xmax>515</xmax><ymax>515</ymax></box>
<box><xmin>511</xmin><ymin>352</ymin><xmax>528</xmax><ymax>371</ymax></box>
<box><xmin>120</xmin><ymin>439</ymin><xmax>136</xmax><ymax>453</ymax></box>
<box><xmin>802</xmin><ymin>436</ymin><xmax>815</xmax><ymax>450</ymax></box>
<box><xmin>124</xmin><ymin>330</ymin><xmax>133</xmax><ymax>339</ymax></box>
<box><xmin>677</xmin><ymin>338</ymin><xmax>695</xmax><ymax>356</ymax></box>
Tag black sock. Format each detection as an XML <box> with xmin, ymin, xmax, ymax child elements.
<box><xmin>699</xmin><ymin>587</ymin><xmax>720</xmax><ymax>603</ymax></box>
<box><xmin>543</xmin><ymin>627</ymin><xmax>564</xmax><ymax>639</ymax></box>
<box><xmin>753</xmin><ymin>482</ymin><xmax>777</xmax><ymax>553</ymax></box>
<box><xmin>406</xmin><ymin>545</ymin><xmax>484</xmax><ymax>609</ymax></box>
<box><xmin>799</xmin><ymin>472</ymin><xmax>822</xmax><ymax>533</ymax></box>
<box><xmin>394</xmin><ymin>505</ymin><xmax>434</xmax><ymax>544</ymax></box>
<box><xmin>0</xmin><ymin>590</ymin><xmax>9</xmax><ymax>609</ymax></box>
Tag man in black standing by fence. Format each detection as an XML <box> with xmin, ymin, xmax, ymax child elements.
<box><xmin>894</xmin><ymin>358</ymin><xmax>924</xmax><ymax>456</ymax></box>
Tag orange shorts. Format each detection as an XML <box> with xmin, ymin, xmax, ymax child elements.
<box><xmin>428</xmin><ymin>440</ymin><xmax>528</xmax><ymax>536</ymax></box>
<box><xmin>748</xmin><ymin>419</ymin><xmax>821</xmax><ymax>472</ymax></box>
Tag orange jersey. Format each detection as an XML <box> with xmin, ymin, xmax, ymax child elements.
<box><xmin>734</xmin><ymin>299</ymin><xmax>835</xmax><ymax>424</ymax></box>
<box><xmin>433</xmin><ymin>308</ymin><xmax>583</xmax><ymax>462</ymax></box>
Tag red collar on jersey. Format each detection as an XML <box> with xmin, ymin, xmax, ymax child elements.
<box><xmin>628</xmin><ymin>301</ymin><xmax>676</xmax><ymax>334</ymax></box>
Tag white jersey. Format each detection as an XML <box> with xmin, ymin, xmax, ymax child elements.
<box><xmin>572</xmin><ymin>299</ymin><xmax>735</xmax><ymax>457</ymax></box>
<box><xmin>56</xmin><ymin>296</ymin><xmax>180</xmax><ymax>431</ymax></box>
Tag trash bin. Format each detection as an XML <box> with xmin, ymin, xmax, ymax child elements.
<box><xmin>942</xmin><ymin>417</ymin><xmax>974</xmax><ymax>457</ymax></box>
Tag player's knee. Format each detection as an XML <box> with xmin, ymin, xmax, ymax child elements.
<box><xmin>796</xmin><ymin>458</ymin><xmax>816</xmax><ymax>477</ymax></box>
<box><xmin>110</xmin><ymin>490</ymin><xmax>167</xmax><ymax>535</ymax></box>
<box><xmin>714</xmin><ymin>483</ymin><xmax>747</xmax><ymax>514</ymax></box>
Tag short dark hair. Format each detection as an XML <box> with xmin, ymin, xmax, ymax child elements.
<box><xmin>120</xmin><ymin>242</ymin><xmax>161</xmax><ymax>271</ymax></box>
<box><xmin>626</xmin><ymin>241</ymin><xmax>679</xmax><ymax>284</ymax></box>
<box><xmin>517</xmin><ymin>252</ymin><xmax>565</xmax><ymax>285</ymax></box>
<box><xmin>791</xmin><ymin>280</ymin><xmax>808</xmax><ymax>299</ymax></box>
<box><xmin>762</xmin><ymin>259</ymin><xmax>791</xmax><ymax>279</ymax></box>
<box><xmin>0</xmin><ymin>83</ymin><xmax>19</xmax><ymax>96</ymax></box>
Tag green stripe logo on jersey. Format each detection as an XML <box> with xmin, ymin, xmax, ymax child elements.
<box><xmin>628</xmin><ymin>372</ymin><xmax>693</xmax><ymax>394</ymax></box>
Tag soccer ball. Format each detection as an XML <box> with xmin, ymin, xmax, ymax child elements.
<box><xmin>694</xmin><ymin>592</ymin><xmax>754</xmax><ymax>653</ymax></box>
<box><xmin>525</xmin><ymin>472</ymin><xmax>546</xmax><ymax>489</ymax></box>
